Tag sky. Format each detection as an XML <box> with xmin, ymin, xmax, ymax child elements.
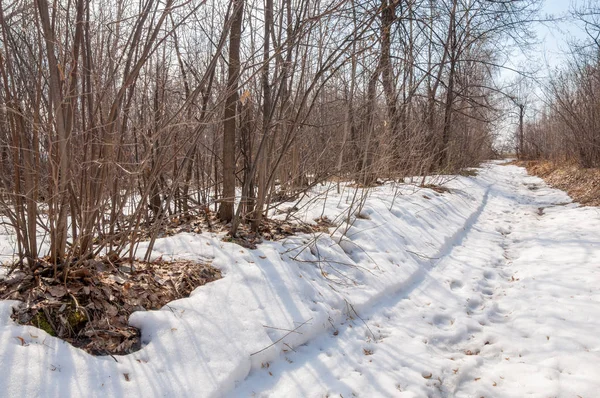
<box><xmin>501</xmin><ymin>0</ymin><xmax>590</xmax><ymax>83</ymax></box>
<box><xmin>495</xmin><ymin>0</ymin><xmax>591</xmax><ymax>145</ymax></box>
<box><xmin>534</xmin><ymin>0</ymin><xmax>590</xmax><ymax>73</ymax></box>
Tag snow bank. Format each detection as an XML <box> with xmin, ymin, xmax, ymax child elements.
<box><xmin>226</xmin><ymin>164</ymin><xmax>600</xmax><ymax>398</ymax></box>
<box><xmin>0</xmin><ymin>166</ymin><xmax>493</xmax><ymax>397</ymax></box>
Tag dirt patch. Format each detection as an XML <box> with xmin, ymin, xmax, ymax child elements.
<box><xmin>511</xmin><ymin>160</ymin><xmax>600</xmax><ymax>206</ymax></box>
<box><xmin>1</xmin><ymin>258</ymin><xmax>220</xmax><ymax>356</ymax></box>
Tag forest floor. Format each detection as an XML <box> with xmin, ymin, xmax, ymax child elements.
<box><xmin>1</xmin><ymin>162</ymin><xmax>599</xmax><ymax>397</ymax></box>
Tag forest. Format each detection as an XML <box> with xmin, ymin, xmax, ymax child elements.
<box><xmin>1</xmin><ymin>1</ymin><xmax>600</xmax><ymax>396</ymax></box>
<box><xmin>0</xmin><ymin>0</ymin><xmax>543</xmax><ymax>267</ymax></box>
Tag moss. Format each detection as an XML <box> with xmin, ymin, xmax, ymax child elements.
<box><xmin>33</xmin><ymin>312</ymin><xmax>56</xmax><ymax>336</ymax></box>
<box><xmin>67</xmin><ymin>308</ymin><xmax>88</xmax><ymax>331</ymax></box>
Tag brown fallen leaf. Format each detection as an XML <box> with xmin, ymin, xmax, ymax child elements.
<box><xmin>422</xmin><ymin>372</ymin><xmax>433</xmax><ymax>379</ymax></box>
<box><xmin>123</xmin><ymin>373</ymin><xmax>130</xmax><ymax>381</ymax></box>
<box><xmin>47</xmin><ymin>285</ymin><xmax>67</xmax><ymax>297</ymax></box>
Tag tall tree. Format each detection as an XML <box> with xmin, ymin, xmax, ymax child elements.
<box><xmin>219</xmin><ymin>0</ymin><xmax>244</xmax><ymax>222</ymax></box>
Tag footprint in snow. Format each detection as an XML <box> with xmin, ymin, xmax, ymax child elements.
<box><xmin>495</xmin><ymin>225</ymin><xmax>511</xmax><ymax>235</ymax></box>
<box><xmin>450</xmin><ymin>280</ymin><xmax>464</xmax><ymax>290</ymax></box>
<box><xmin>477</xmin><ymin>279</ymin><xmax>490</xmax><ymax>288</ymax></box>
<box><xmin>467</xmin><ymin>297</ymin><xmax>482</xmax><ymax>310</ymax></box>
<box><xmin>482</xmin><ymin>271</ymin><xmax>495</xmax><ymax>280</ymax></box>
<box><xmin>432</xmin><ymin>314</ymin><xmax>455</xmax><ymax>330</ymax></box>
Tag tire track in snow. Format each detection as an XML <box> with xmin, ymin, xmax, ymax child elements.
<box><xmin>227</xmin><ymin>168</ymin><xmax>513</xmax><ymax>397</ymax></box>
<box><xmin>231</xmin><ymin>177</ymin><xmax>495</xmax><ymax>388</ymax></box>
<box><xmin>228</xmin><ymin>164</ymin><xmax>599</xmax><ymax>398</ymax></box>
<box><xmin>342</xmin><ymin>185</ymin><xmax>493</xmax><ymax>335</ymax></box>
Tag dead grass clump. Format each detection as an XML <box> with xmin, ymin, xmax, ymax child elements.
<box><xmin>457</xmin><ymin>168</ymin><xmax>479</xmax><ymax>177</ymax></box>
<box><xmin>515</xmin><ymin>160</ymin><xmax>600</xmax><ymax>206</ymax></box>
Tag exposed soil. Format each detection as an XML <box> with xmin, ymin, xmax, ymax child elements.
<box><xmin>1</xmin><ymin>258</ymin><xmax>221</xmax><ymax>356</ymax></box>
<box><xmin>512</xmin><ymin>160</ymin><xmax>600</xmax><ymax>206</ymax></box>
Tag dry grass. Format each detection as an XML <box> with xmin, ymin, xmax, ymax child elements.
<box><xmin>512</xmin><ymin>160</ymin><xmax>600</xmax><ymax>206</ymax></box>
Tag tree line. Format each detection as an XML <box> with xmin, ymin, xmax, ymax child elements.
<box><xmin>521</xmin><ymin>1</ymin><xmax>600</xmax><ymax>167</ymax></box>
<box><xmin>0</xmin><ymin>0</ymin><xmax>540</xmax><ymax>269</ymax></box>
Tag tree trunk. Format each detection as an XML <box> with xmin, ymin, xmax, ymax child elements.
<box><xmin>251</xmin><ymin>0</ymin><xmax>273</xmax><ymax>232</ymax></box>
<box><xmin>36</xmin><ymin>0</ymin><xmax>71</xmax><ymax>263</ymax></box>
<box><xmin>438</xmin><ymin>0</ymin><xmax>458</xmax><ymax>169</ymax></box>
<box><xmin>218</xmin><ymin>0</ymin><xmax>244</xmax><ymax>222</ymax></box>
<box><xmin>518</xmin><ymin>103</ymin><xmax>525</xmax><ymax>160</ymax></box>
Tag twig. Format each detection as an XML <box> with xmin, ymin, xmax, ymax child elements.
<box><xmin>250</xmin><ymin>317</ymin><xmax>313</xmax><ymax>356</ymax></box>
<box><xmin>283</xmin><ymin>343</ymin><xmax>296</xmax><ymax>352</ymax></box>
<box><xmin>1</xmin><ymin>288</ymin><xmax>20</xmax><ymax>300</ymax></box>
<box><xmin>406</xmin><ymin>250</ymin><xmax>440</xmax><ymax>260</ymax></box>
<box><xmin>262</xmin><ymin>324</ymin><xmax>304</xmax><ymax>334</ymax></box>
<box><xmin>345</xmin><ymin>299</ymin><xmax>375</xmax><ymax>341</ymax></box>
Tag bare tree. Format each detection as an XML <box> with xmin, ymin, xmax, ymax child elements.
<box><xmin>219</xmin><ymin>0</ymin><xmax>244</xmax><ymax>222</ymax></box>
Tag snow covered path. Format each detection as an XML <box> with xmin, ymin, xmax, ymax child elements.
<box><xmin>1</xmin><ymin>163</ymin><xmax>599</xmax><ymax>398</ymax></box>
<box><xmin>229</xmin><ymin>165</ymin><xmax>600</xmax><ymax>398</ymax></box>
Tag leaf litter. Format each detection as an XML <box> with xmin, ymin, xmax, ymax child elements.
<box><xmin>0</xmin><ymin>257</ymin><xmax>220</xmax><ymax>356</ymax></box>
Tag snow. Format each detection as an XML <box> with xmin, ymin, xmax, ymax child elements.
<box><xmin>1</xmin><ymin>162</ymin><xmax>600</xmax><ymax>397</ymax></box>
